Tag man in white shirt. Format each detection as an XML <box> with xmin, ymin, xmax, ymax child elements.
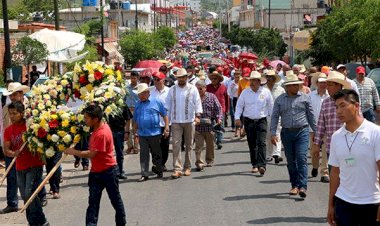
<box><xmin>235</xmin><ymin>71</ymin><xmax>274</xmax><ymax>176</ymax></box>
<box><xmin>336</xmin><ymin>64</ymin><xmax>359</xmax><ymax>94</ymax></box>
<box><xmin>309</xmin><ymin>73</ymin><xmax>330</xmax><ymax>182</ymax></box>
<box><xmin>327</xmin><ymin>89</ymin><xmax>380</xmax><ymax>226</ymax></box>
<box><xmin>150</xmin><ymin>72</ymin><xmax>170</xmax><ymax>172</ymax></box>
<box><xmin>186</xmin><ymin>65</ymin><xmax>199</xmax><ymax>86</ymax></box>
<box><xmin>165</xmin><ymin>68</ymin><xmax>203</xmax><ymax>179</ymax></box>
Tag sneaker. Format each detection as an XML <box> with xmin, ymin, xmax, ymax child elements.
<box><xmin>157</xmin><ymin>173</ymin><xmax>163</xmax><ymax>178</ymax></box>
<box><xmin>41</xmin><ymin>197</ymin><xmax>48</xmax><ymax>207</ymax></box>
<box><xmin>258</xmin><ymin>167</ymin><xmax>266</xmax><ymax>176</ymax></box>
<box><xmin>299</xmin><ymin>188</ymin><xmax>307</xmax><ymax>198</ymax></box>
<box><xmin>273</xmin><ymin>156</ymin><xmax>283</xmax><ymax>164</ymax></box>
<box><xmin>311</xmin><ymin>168</ymin><xmax>318</xmax><ymax>177</ymax></box>
<box><xmin>217</xmin><ymin>144</ymin><xmax>223</xmax><ymax>150</ymax></box>
<box><xmin>0</xmin><ymin>206</ymin><xmax>18</xmax><ymax>214</ymax></box>
<box><xmin>171</xmin><ymin>171</ymin><xmax>182</xmax><ymax>179</ymax></box>
<box><xmin>118</xmin><ymin>173</ymin><xmax>128</xmax><ymax>180</ymax></box>
<box><xmin>137</xmin><ymin>176</ymin><xmax>149</xmax><ymax>182</ymax></box>
<box><xmin>320</xmin><ymin>175</ymin><xmax>330</xmax><ymax>183</ymax></box>
<box><xmin>196</xmin><ymin>165</ymin><xmax>204</xmax><ymax>172</ymax></box>
<box><xmin>184</xmin><ymin>169</ymin><xmax>191</xmax><ymax>176</ymax></box>
<box><xmin>266</xmin><ymin>157</ymin><xmax>273</xmax><ymax>162</ymax></box>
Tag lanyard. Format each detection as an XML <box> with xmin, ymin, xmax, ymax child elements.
<box><xmin>344</xmin><ymin>132</ymin><xmax>359</xmax><ymax>154</ymax></box>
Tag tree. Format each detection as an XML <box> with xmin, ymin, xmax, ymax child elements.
<box><xmin>119</xmin><ymin>31</ymin><xmax>164</xmax><ymax>66</ymax></box>
<box><xmin>154</xmin><ymin>26</ymin><xmax>176</xmax><ymax>50</ymax></box>
<box><xmin>11</xmin><ymin>36</ymin><xmax>49</xmax><ymax>85</ymax></box>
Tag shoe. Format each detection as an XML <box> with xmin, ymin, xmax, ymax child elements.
<box><xmin>266</xmin><ymin>157</ymin><xmax>273</xmax><ymax>162</ymax></box>
<box><xmin>41</xmin><ymin>197</ymin><xmax>48</xmax><ymax>207</ymax></box>
<box><xmin>152</xmin><ymin>165</ymin><xmax>157</xmax><ymax>174</ymax></box>
<box><xmin>0</xmin><ymin>206</ymin><xmax>18</xmax><ymax>214</ymax></box>
<box><xmin>251</xmin><ymin>167</ymin><xmax>259</xmax><ymax>173</ymax></box>
<box><xmin>217</xmin><ymin>144</ymin><xmax>223</xmax><ymax>150</ymax></box>
<box><xmin>299</xmin><ymin>188</ymin><xmax>307</xmax><ymax>198</ymax></box>
<box><xmin>171</xmin><ymin>171</ymin><xmax>182</xmax><ymax>179</ymax></box>
<box><xmin>289</xmin><ymin>187</ymin><xmax>299</xmax><ymax>195</ymax></box>
<box><xmin>118</xmin><ymin>173</ymin><xmax>128</xmax><ymax>180</ymax></box>
<box><xmin>311</xmin><ymin>168</ymin><xmax>318</xmax><ymax>177</ymax></box>
<box><xmin>83</xmin><ymin>166</ymin><xmax>89</xmax><ymax>171</ymax></box>
<box><xmin>162</xmin><ymin>165</ymin><xmax>168</xmax><ymax>172</ymax></box>
<box><xmin>273</xmin><ymin>156</ymin><xmax>283</xmax><ymax>164</ymax></box>
<box><xmin>184</xmin><ymin>168</ymin><xmax>191</xmax><ymax>176</ymax></box>
<box><xmin>196</xmin><ymin>165</ymin><xmax>204</xmax><ymax>172</ymax></box>
<box><xmin>74</xmin><ymin>159</ymin><xmax>80</xmax><ymax>168</ymax></box>
<box><xmin>205</xmin><ymin>162</ymin><xmax>213</xmax><ymax>167</ymax></box>
<box><xmin>258</xmin><ymin>167</ymin><xmax>266</xmax><ymax>176</ymax></box>
<box><xmin>52</xmin><ymin>193</ymin><xmax>60</xmax><ymax>199</ymax></box>
<box><xmin>157</xmin><ymin>173</ymin><xmax>163</xmax><ymax>178</ymax></box>
<box><xmin>137</xmin><ymin>176</ymin><xmax>149</xmax><ymax>182</ymax></box>
<box><xmin>320</xmin><ymin>175</ymin><xmax>330</xmax><ymax>183</ymax></box>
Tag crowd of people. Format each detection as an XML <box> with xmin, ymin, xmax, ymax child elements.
<box><xmin>1</xmin><ymin>25</ymin><xmax>380</xmax><ymax>226</ymax></box>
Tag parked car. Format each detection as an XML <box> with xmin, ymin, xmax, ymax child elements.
<box><xmin>345</xmin><ymin>63</ymin><xmax>371</xmax><ymax>80</ymax></box>
<box><xmin>368</xmin><ymin>68</ymin><xmax>380</xmax><ymax>95</ymax></box>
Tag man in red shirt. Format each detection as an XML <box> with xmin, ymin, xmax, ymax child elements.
<box><xmin>3</xmin><ymin>102</ymin><xmax>49</xmax><ymax>226</ymax></box>
<box><xmin>207</xmin><ymin>71</ymin><xmax>229</xmax><ymax>149</ymax></box>
<box><xmin>65</xmin><ymin>105</ymin><xmax>126</xmax><ymax>226</ymax></box>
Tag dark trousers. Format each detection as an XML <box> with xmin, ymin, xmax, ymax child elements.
<box><xmin>5</xmin><ymin>157</ymin><xmax>18</xmax><ymax>208</ymax></box>
<box><xmin>335</xmin><ymin>196</ymin><xmax>380</xmax><ymax>226</ymax></box>
<box><xmin>112</xmin><ymin>131</ymin><xmax>125</xmax><ymax>175</ymax></box>
<box><xmin>74</xmin><ymin>137</ymin><xmax>90</xmax><ymax>167</ymax></box>
<box><xmin>363</xmin><ymin>109</ymin><xmax>376</xmax><ymax>123</ymax></box>
<box><xmin>45</xmin><ymin>152</ymin><xmax>62</xmax><ymax>193</ymax></box>
<box><xmin>139</xmin><ymin>135</ymin><xmax>162</xmax><ymax>177</ymax></box>
<box><xmin>160</xmin><ymin>127</ymin><xmax>170</xmax><ymax>166</ymax></box>
<box><xmin>86</xmin><ymin>166</ymin><xmax>126</xmax><ymax>226</ymax></box>
<box><xmin>231</xmin><ymin>97</ymin><xmax>238</xmax><ymax>128</ymax></box>
<box><xmin>244</xmin><ymin>117</ymin><xmax>267</xmax><ymax>168</ymax></box>
<box><xmin>17</xmin><ymin>167</ymin><xmax>47</xmax><ymax>226</ymax></box>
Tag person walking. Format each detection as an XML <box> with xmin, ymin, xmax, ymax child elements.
<box><xmin>125</xmin><ymin>71</ymin><xmax>140</xmax><ymax>154</ymax></box>
<box><xmin>227</xmin><ymin>70</ymin><xmax>241</xmax><ymax>137</ymax></box>
<box><xmin>165</xmin><ymin>68</ymin><xmax>203</xmax><ymax>179</ymax></box>
<box><xmin>270</xmin><ymin>72</ymin><xmax>316</xmax><ymax>198</ymax></box>
<box><xmin>64</xmin><ymin>105</ymin><xmax>127</xmax><ymax>226</ymax></box>
<box><xmin>133</xmin><ymin>83</ymin><xmax>169</xmax><ymax>182</ymax></box>
<box><xmin>235</xmin><ymin>71</ymin><xmax>274</xmax><ymax>176</ymax></box>
<box><xmin>194</xmin><ymin>80</ymin><xmax>222</xmax><ymax>170</ymax></box>
<box><xmin>327</xmin><ymin>89</ymin><xmax>380</xmax><ymax>226</ymax></box>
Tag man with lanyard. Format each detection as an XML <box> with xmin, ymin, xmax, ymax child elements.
<box><xmin>235</xmin><ymin>71</ymin><xmax>273</xmax><ymax>176</ymax></box>
<box><xmin>186</xmin><ymin>65</ymin><xmax>200</xmax><ymax>85</ymax></box>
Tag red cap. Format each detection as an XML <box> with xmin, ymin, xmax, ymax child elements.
<box><xmin>242</xmin><ymin>67</ymin><xmax>251</xmax><ymax>77</ymax></box>
<box><xmin>356</xmin><ymin>66</ymin><xmax>366</xmax><ymax>74</ymax></box>
<box><xmin>152</xmin><ymin>72</ymin><xmax>166</xmax><ymax>80</ymax></box>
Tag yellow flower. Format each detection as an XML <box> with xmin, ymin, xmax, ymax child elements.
<box><xmin>62</xmin><ymin>119</ymin><xmax>70</xmax><ymax>127</ymax></box>
<box><xmin>58</xmin><ymin>144</ymin><xmax>66</xmax><ymax>151</ymax></box>
<box><xmin>37</xmin><ymin>147</ymin><xmax>44</xmax><ymax>154</ymax></box>
<box><xmin>86</xmin><ymin>84</ymin><xmax>94</xmax><ymax>92</ymax></box>
<box><xmin>73</xmin><ymin>84</ymin><xmax>80</xmax><ymax>90</ymax></box>
<box><xmin>77</xmin><ymin>114</ymin><xmax>84</xmax><ymax>122</ymax></box>
<box><xmin>70</xmin><ymin>126</ymin><xmax>77</xmax><ymax>134</ymax></box>
<box><xmin>22</xmin><ymin>134</ymin><xmax>26</xmax><ymax>142</ymax></box>
<box><xmin>59</xmin><ymin>93</ymin><xmax>66</xmax><ymax>100</ymax></box>
<box><xmin>61</xmin><ymin>80</ymin><xmax>68</xmax><ymax>86</ymax></box>
<box><xmin>116</xmin><ymin>71</ymin><xmax>122</xmax><ymax>81</ymax></box>
<box><xmin>63</xmin><ymin>134</ymin><xmax>72</xmax><ymax>144</ymax></box>
<box><xmin>73</xmin><ymin>134</ymin><xmax>81</xmax><ymax>143</ymax></box>
<box><xmin>104</xmin><ymin>92</ymin><xmax>112</xmax><ymax>99</ymax></box>
<box><xmin>105</xmin><ymin>68</ymin><xmax>114</xmax><ymax>75</ymax></box>
<box><xmin>47</xmin><ymin>134</ymin><xmax>52</xmax><ymax>141</ymax></box>
<box><xmin>74</xmin><ymin>64</ymin><xmax>81</xmax><ymax>73</ymax></box>
<box><xmin>58</xmin><ymin>131</ymin><xmax>67</xmax><ymax>137</ymax></box>
<box><xmin>71</xmin><ymin>115</ymin><xmax>76</xmax><ymax>121</ymax></box>
<box><xmin>51</xmin><ymin>114</ymin><xmax>58</xmax><ymax>120</ymax></box>
<box><xmin>105</xmin><ymin>106</ymin><xmax>112</xmax><ymax>115</ymax></box>
<box><xmin>32</xmin><ymin>109</ymin><xmax>39</xmax><ymax>116</ymax></box>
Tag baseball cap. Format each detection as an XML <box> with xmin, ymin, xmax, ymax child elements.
<box><xmin>242</xmin><ymin>67</ymin><xmax>251</xmax><ymax>77</ymax></box>
<box><xmin>152</xmin><ymin>72</ymin><xmax>166</xmax><ymax>80</ymax></box>
<box><xmin>336</xmin><ymin>64</ymin><xmax>346</xmax><ymax>70</ymax></box>
<box><xmin>356</xmin><ymin>66</ymin><xmax>366</xmax><ymax>74</ymax></box>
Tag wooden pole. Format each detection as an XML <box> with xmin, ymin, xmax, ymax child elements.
<box><xmin>0</xmin><ymin>143</ymin><xmax>27</xmax><ymax>187</ymax></box>
<box><xmin>20</xmin><ymin>153</ymin><xmax>69</xmax><ymax>213</ymax></box>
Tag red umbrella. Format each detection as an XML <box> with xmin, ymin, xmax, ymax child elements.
<box><xmin>134</xmin><ymin>60</ymin><xmax>163</xmax><ymax>70</ymax></box>
<box><xmin>239</xmin><ymin>52</ymin><xmax>258</xmax><ymax>60</ymax></box>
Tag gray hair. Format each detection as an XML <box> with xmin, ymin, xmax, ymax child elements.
<box><xmin>195</xmin><ymin>80</ymin><xmax>207</xmax><ymax>88</ymax></box>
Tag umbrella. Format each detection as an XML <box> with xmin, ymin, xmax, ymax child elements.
<box><xmin>270</xmin><ymin>60</ymin><xmax>289</xmax><ymax>68</ymax></box>
<box><xmin>239</xmin><ymin>52</ymin><xmax>258</xmax><ymax>60</ymax></box>
<box><xmin>210</xmin><ymin>57</ymin><xmax>226</xmax><ymax>66</ymax></box>
<box><xmin>134</xmin><ymin>60</ymin><xmax>162</xmax><ymax>70</ymax></box>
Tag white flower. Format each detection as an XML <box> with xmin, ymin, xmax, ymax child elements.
<box><xmin>49</xmin><ymin>89</ymin><xmax>58</xmax><ymax>98</ymax></box>
<box><xmin>51</xmin><ymin>134</ymin><xmax>60</xmax><ymax>143</ymax></box>
<box><xmin>80</xmin><ymin>87</ymin><xmax>88</xmax><ymax>96</ymax></box>
<box><xmin>46</xmin><ymin>101</ymin><xmax>52</xmax><ymax>107</ymax></box>
<box><xmin>60</xmin><ymin>113</ymin><xmax>70</xmax><ymax>120</ymax></box>
<box><xmin>63</xmin><ymin>134</ymin><xmax>72</xmax><ymax>144</ymax></box>
<box><xmin>73</xmin><ymin>72</ymin><xmax>79</xmax><ymax>82</ymax></box>
<box><xmin>88</xmin><ymin>74</ymin><xmax>95</xmax><ymax>83</ymax></box>
<box><xmin>84</xmin><ymin>126</ymin><xmax>90</xmax><ymax>132</ymax></box>
<box><xmin>61</xmin><ymin>80</ymin><xmax>68</xmax><ymax>86</ymax></box>
<box><xmin>56</xmin><ymin>85</ymin><xmax>63</xmax><ymax>91</ymax></box>
<box><xmin>38</xmin><ymin>103</ymin><xmax>45</xmax><ymax>111</ymax></box>
<box><xmin>37</xmin><ymin>142</ymin><xmax>44</xmax><ymax>148</ymax></box>
<box><xmin>46</xmin><ymin>147</ymin><xmax>55</xmax><ymax>158</ymax></box>
<box><xmin>43</xmin><ymin>94</ymin><xmax>51</xmax><ymax>100</ymax></box>
<box><xmin>32</xmin><ymin>109</ymin><xmax>39</xmax><ymax>116</ymax></box>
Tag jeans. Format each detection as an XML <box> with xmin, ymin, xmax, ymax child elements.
<box><xmin>363</xmin><ymin>108</ymin><xmax>376</xmax><ymax>123</ymax></box>
<box><xmin>281</xmin><ymin>127</ymin><xmax>309</xmax><ymax>190</ymax></box>
<box><xmin>139</xmin><ymin>135</ymin><xmax>162</xmax><ymax>177</ymax></box>
<box><xmin>334</xmin><ymin>196</ymin><xmax>380</xmax><ymax>226</ymax></box>
<box><xmin>45</xmin><ymin>151</ymin><xmax>62</xmax><ymax>193</ymax></box>
<box><xmin>214</xmin><ymin>118</ymin><xmax>224</xmax><ymax>145</ymax></box>
<box><xmin>17</xmin><ymin>167</ymin><xmax>47</xmax><ymax>225</ymax></box>
<box><xmin>5</xmin><ymin>157</ymin><xmax>18</xmax><ymax>208</ymax></box>
<box><xmin>230</xmin><ymin>98</ymin><xmax>235</xmax><ymax>128</ymax></box>
<box><xmin>74</xmin><ymin>137</ymin><xmax>90</xmax><ymax>167</ymax></box>
<box><xmin>160</xmin><ymin>127</ymin><xmax>170</xmax><ymax>167</ymax></box>
<box><xmin>244</xmin><ymin>118</ymin><xmax>267</xmax><ymax>168</ymax></box>
<box><xmin>112</xmin><ymin>131</ymin><xmax>125</xmax><ymax>176</ymax></box>
<box><xmin>86</xmin><ymin>166</ymin><xmax>126</xmax><ymax>226</ymax></box>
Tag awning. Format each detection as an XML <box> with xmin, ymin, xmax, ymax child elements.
<box><xmin>293</xmin><ymin>28</ymin><xmax>317</xmax><ymax>51</ymax></box>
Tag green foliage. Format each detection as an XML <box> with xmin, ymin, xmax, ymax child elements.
<box><xmin>201</xmin><ymin>0</ymin><xmax>232</xmax><ymax>12</ymax></box>
<box><xmin>11</xmin><ymin>37</ymin><xmax>49</xmax><ymax>70</ymax></box>
<box><xmin>119</xmin><ymin>30</ymin><xmax>164</xmax><ymax>66</ymax></box>
<box><xmin>308</xmin><ymin>0</ymin><xmax>380</xmax><ymax>65</ymax></box>
<box><xmin>153</xmin><ymin>26</ymin><xmax>177</xmax><ymax>49</ymax></box>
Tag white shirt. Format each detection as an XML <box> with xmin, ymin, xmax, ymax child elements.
<box><xmin>235</xmin><ymin>86</ymin><xmax>274</xmax><ymax>120</ymax></box>
<box><xmin>227</xmin><ymin>79</ymin><xmax>239</xmax><ymax>98</ymax></box>
<box><xmin>149</xmin><ymin>85</ymin><xmax>170</xmax><ymax>127</ymax></box>
<box><xmin>329</xmin><ymin>120</ymin><xmax>380</xmax><ymax>204</ymax></box>
<box><xmin>265</xmin><ymin>84</ymin><xmax>285</xmax><ymax>101</ymax></box>
<box><xmin>165</xmin><ymin>83</ymin><xmax>203</xmax><ymax>123</ymax></box>
<box><xmin>346</xmin><ymin>77</ymin><xmax>359</xmax><ymax>95</ymax></box>
<box><xmin>309</xmin><ymin>89</ymin><xmax>329</xmax><ymax>132</ymax></box>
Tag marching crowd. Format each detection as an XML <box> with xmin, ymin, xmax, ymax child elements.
<box><xmin>1</xmin><ymin>25</ymin><xmax>380</xmax><ymax>226</ymax></box>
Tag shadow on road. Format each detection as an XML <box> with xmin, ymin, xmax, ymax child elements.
<box><xmin>221</xmin><ymin>150</ymin><xmax>249</xmax><ymax>154</ymax></box>
<box><xmin>246</xmin><ymin>216</ymin><xmax>326</xmax><ymax>224</ymax></box>
<box><xmin>213</xmin><ymin>161</ymin><xmax>250</xmax><ymax>167</ymax></box>
<box><xmin>259</xmin><ymin>179</ymin><xmax>289</xmax><ymax>184</ymax></box>
<box><xmin>223</xmin><ymin>192</ymin><xmax>291</xmax><ymax>201</ymax></box>
<box><xmin>192</xmin><ymin>171</ymin><xmax>254</xmax><ymax>180</ymax></box>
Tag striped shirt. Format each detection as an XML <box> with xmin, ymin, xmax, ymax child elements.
<box><xmin>196</xmin><ymin>92</ymin><xmax>222</xmax><ymax>133</ymax></box>
<box><xmin>313</xmin><ymin>97</ymin><xmax>342</xmax><ymax>153</ymax></box>
<box><xmin>354</xmin><ymin>77</ymin><xmax>380</xmax><ymax>113</ymax></box>
<box><xmin>270</xmin><ymin>92</ymin><xmax>316</xmax><ymax>136</ymax></box>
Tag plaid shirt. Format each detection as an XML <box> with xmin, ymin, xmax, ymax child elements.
<box><xmin>354</xmin><ymin>77</ymin><xmax>380</xmax><ymax>112</ymax></box>
<box><xmin>196</xmin><ymin>92</ymin><xmax>222</xmax><ymax>133</ymax></box>
<box><xmin>314</xmin><ymin>97</ymin><xmax>343</xmax><ymax>153</ymax></box>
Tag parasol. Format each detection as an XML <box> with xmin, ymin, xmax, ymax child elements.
<box><xmin>239</xmin><ymin>52</ymin><xmax>258</xmax><ymax>60</ymax></box>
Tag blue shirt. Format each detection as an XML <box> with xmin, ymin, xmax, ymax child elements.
<box><xmin>270</xmin><ymin>91</ymin><xmax>316</xmax><ymax>135</ymax></box>
<box><xmin>125</xmin><ymin>84</ymin><xmax>139</xmax><ymax>108</ymax></box>
<box><xmin>133</xmin><ymin>96</ymin><xmax>167</xmax><ymax>137</ymax></box>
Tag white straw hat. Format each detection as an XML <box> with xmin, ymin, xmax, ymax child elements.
<box><xmin>2</xmin><ymin>82</ymin><xmax>30</xmax><ymax>96</ymax></box>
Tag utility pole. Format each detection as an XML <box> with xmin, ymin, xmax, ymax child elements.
<box><xmin>54</xmin><ymin>0</ymin><xmax>60</xmax><ymax>30</ymax></box>
<box><xmin>135</xmin><ymin>0</ymin><xmax>138</xmax><ymax>30</ymax></box>
<box><xmin>100</xmin><ymin>0</ymin><xmax>105</xmax><ymax>62</ymax></box>
<box><xmin>2</xmin><ymin>0</ymin><xmax>12</xmax><ymax>81</ymax></box>
<box><xmin>268</xmin><ymin>0</ymin><xmax>271</xmax><ymax>28</ymax></box>
<box><xmin>153</xmin><ymin>0</ymin><xmax>156</xmax><ymax>32</ymax></box>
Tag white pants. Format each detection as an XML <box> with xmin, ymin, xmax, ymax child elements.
<box><xmin>266</xmin><ymin>116</ymin><xmax>282</xmax><ymax>157</ymax></box>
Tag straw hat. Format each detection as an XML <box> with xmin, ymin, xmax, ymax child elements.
<box><xmin>265</xmin><ymin>70</ymin><xmax>281</xmax><ymax>83</ymax></box>
<box><xmin>311</xmin><ymin>72</ymin><xmax>327</xmax><ymax>87</ymax></box>
<box><xmin>174</xmin><ymin>68</ymin><xmax>188</xmax><ymax>78</ymax></box>
<box><xmin>326</xmin><ymin>71</ymin><xmax>352</xmax><ymax>89</ymax></box>
<box><xmin>3</xmin><ymin>82</ymin><xmax>30</xmax><ymax>96</ymax></box>
<box><xmin>134</xmin><ymin>83</ymin><xmax>149</xmax><ymax>95</ymax></box>
<box><xmin>283</xmin><ymin>71</ymin><xmax>304</xmax><ymax>86</ymax></box>
<box><xmin>247</xmin><ymin>71</ymin><xmax>266</xmax><ymax>84</ymax></box>
<box><xmin>209</xmin><ymin>71</ymin><xmax>224</xmax><ymax>82</ymax></box>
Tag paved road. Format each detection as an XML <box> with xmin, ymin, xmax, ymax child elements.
<box><xmin>0</xmin><ymin>130</ymin><xmax>329</xmax><ymax>226</ymax></box>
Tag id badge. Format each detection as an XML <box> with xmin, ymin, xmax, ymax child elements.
<box><xmin>344</xmin><ymin>155</ymin><xmax>356</xmax><ymax>167</ymax></box>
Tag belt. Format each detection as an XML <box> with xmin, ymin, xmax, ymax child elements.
<box><xmin>245</xmin><ymin>117</ymin><xmax>266</xmax><ymax>122</ymax></box>
<box><xmin>283</xmin><ymin>125</ymin><xmax>308</xmax><ymax>131</ymax></box>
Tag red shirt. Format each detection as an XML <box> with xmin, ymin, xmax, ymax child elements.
<box><xmin>89</xmin><ymin>123</ymin><xmax>117</xmax><ymax>173</ymax></box>
<box><xmin>4</xmin><ymin>123</ymin><xmax>44</xmax><ymax>171</ymax></box>
<box><xmin>206</xmin><ymin>84</ymin><xmax>229</xmax><ymax>113</ymax></box>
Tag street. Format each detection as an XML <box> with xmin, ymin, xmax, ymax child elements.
<box><xmin>0</xmin><ymin>129</ymin><xmax>328</xmax><ymax>226</ymax></box>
